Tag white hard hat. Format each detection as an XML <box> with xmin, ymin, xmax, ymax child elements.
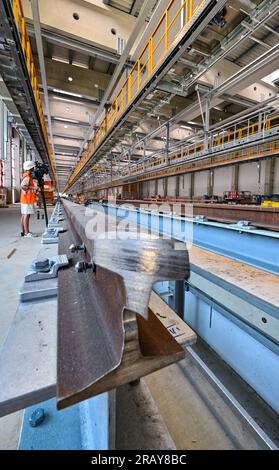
<box><xmin>23</xmin><ymin>160</ymin><xmax>35</xmax><ymax>171</ymax></box>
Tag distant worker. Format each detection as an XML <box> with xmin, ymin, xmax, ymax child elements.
<box><xmin>20</xmin><ymin>160</ymin><xmax>37</xmax><ymax>237</ymax></box>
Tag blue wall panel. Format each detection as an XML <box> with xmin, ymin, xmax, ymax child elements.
<box><xmin>79</xmin><ymin>393</ymin><xmax>109</xmax><ymax>450</ymax></box>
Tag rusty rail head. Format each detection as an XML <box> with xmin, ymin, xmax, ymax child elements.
<box><xmin>57</xmin><ymin>200</ymin><xmax>189</xmax><ymax>409</ymax></box>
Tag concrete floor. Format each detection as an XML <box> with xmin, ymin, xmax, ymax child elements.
<box><xmin>144</xmin><ymin>356</ymin><xmax>261</xmax><ymax>450</ymax></box>
<box><xmin>0</xmin><ymin>204</ymin><xmax>49</xmax><ymax>450</ymax></box>
<box><xmin>116</xmin><ymin>381</ymin><xmax>175</xmax><ymax>450</ymax></box>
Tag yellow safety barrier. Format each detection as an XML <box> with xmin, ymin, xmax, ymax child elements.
<box><xmin>65</xmin><ymin>0</ymin><xmax>204</xmax><ymax>189</ymax></box>
<box><xmin>261</xmin><ymin>200</ymin><xmax>279</xmax><ymax>208</ymax></box>
<box><xmin>12</xmin><ymin>0</ymin><xmax>56</xmax><ymax>179</ymax></box>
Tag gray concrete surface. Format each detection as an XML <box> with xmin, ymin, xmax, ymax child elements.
<box><xmin>144</xmin><ymin>353</ymin><xmax>262</xmax><ymax>450</ymax></box>
<box><xmin>0</xmin><ymin>205</ymin><xmax>50</xmax><ymax>450</ymax></box>
<box><xmin>116</xmin><ymin>380</ymin><xmax>176</xmax><ymax>450</ymax></box>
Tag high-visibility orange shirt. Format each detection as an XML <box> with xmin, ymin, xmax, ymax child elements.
<box><xmin>20</xmin><ymin>172</ymin><xmax>36</xmax><ymax>204</ymax></box>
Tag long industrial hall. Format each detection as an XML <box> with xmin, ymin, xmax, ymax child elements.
<box><xmin>0</xmin><ymin>0</ymin><xmax>279</xmax><ymax>457</ymax></box>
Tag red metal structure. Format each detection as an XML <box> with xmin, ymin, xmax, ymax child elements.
<box><xmin>223</xmin><ymin>191</ymin><xmax>253</xmax><ymax>204</ymax></box>
<box><xmin>43</xmin><ymin>180</ymin><xmax>56</xmax><ymax>204</ymax></box>
<box><xmin>0</xmin><ymin>160</ymin><xmax>3</xmax><ymax>189</ymax></box>
<box><xmin>0</xmin><ymin>160</ymin><xmax>7</xmax><ymax>206</ymax></box>
<box><xmin>37</xmin><ymin>179</ymin><xmax>56</xmax><ymax>205</ymax></box>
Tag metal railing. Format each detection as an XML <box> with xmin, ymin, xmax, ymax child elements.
<box><xmin>119</xmin><ymin>111</ymin><xmax>279</xmax><ymax>177</ymax></box>
<box><xmin>12</xmin><ymin>0</ymin><xmax>56</xmax><ymax>178</ymax></box>
<box><xmin>65</xmin><ymin>0</ymin><xmax>205</xmax><ymax>190</ymax></box>
<box><xmin>88</xmin><ymin>111</ymin><xmax>279</xmax><ymax>190</ymax></box>
<box><xmin>127</xmin><ymin>140</ymin><xmax>279</xmax><ymax>184</ymax></box>
<box><xmin>90</xmin><ymin>139</ymin><xmax>279</xmax><ymax>192</ymax></box>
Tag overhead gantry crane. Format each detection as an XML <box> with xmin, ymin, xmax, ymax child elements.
<box><xmin>63</xmin><ymin>0</ymin><xmax>279</xmax><ymax>196</ymax></box>
<box><xmin>64</xmin><ymin>0</ymin><xmax>229</xmax><ymax>192</ymax></box>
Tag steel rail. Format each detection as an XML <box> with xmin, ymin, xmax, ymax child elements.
<box><xmin>57</xmin><ymin>199</ymin><xmax>190</xmax><ymax>409</ymax></box>
<box><xmin>86</xmin><ymin>199</ymin><xmax>279</xmax><ymax>229</ymax></box>
<box><xmin>186</xmin><ymin>347</ymin><xmax>278</xmax><ymax>450</ymax></box>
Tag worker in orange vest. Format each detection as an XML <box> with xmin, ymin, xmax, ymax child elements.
<box><xmin>20</xmin><ymin>160</ymin><xmax>37</xmax><ymax>237</ymax></box>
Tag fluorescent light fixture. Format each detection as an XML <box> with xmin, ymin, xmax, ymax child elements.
<box><xmin>54</xmin><ymin>117</ymin><xmax>79</xmax><ymax>123</ymax></box>
<box><xmin>72</xmin><ymin>61</ymin><xmax>88</xmax><ymax>69</ymax></box>
<box><xmin>262</xmin><ymin>70</ymin><xmax>279</xmax><ymax>84</ymax></box>
<box><xmin>53</xmin><ymin>96</ymin><xmax>82</xmax><ymax>104</ymax></box>
<box><xmin>56</xmin><ymin>152</ymin><xmax>76</xmax><ymax>156</ymax></box>
<box><xmin>53</xmin><ymin>89</ymin><xmax>83</xmax><ymax>98</ymax></box>
<box><xmin>52</xmin><ymin>56</ymin><xmax>69</xmax><ymax>64</ymax></box>
<box><xmin>180</xmin><ymin>125</ymin><xmax>192</xmax><ymax>130</ymax></box>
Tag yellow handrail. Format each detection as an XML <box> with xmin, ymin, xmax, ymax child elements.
<box><xmin>120</xmin><ymin>112</ymin><xmax>279</xmax><ymax>178</ymax></box>
<box><xmin>123</xmin><ymin>140</ymin><xmax>279</xmax><ymax>185</ymax></box>
<box><xmin>12</xmin><ymin>0</ymin><xmax>56</xmax><ymax>179</ymax></box>
<box><xmin>86</xmin><ymin>138</ymin><xmax>279</xmax><ymax>191</ymax></box>
<box><xmin>65</xmin><ymin>0</ymin><xmax>205</xmax><ymax>190</ymax></box>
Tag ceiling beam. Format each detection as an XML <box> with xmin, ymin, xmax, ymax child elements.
<box><xmin>34</xmin><ymin>57</ymin><xmax>111</xmax><ymax>101</ymax></box>
<box><xmin>178</xmin><ymin>57</ymin><xmax>198</xmax><ymax>69</ymax></box>
<box><xmin>22</xmin><ymin>0</ymin><xmax>137</xmax><ymax>54</ymax></box>
<box><xmin>41</xmin><ymin>86</ymin><xmax>99</xmax><ymax>106</ymax></box>
<box><xmin>89</xmin><ymin>56</ymin><xmax>96</xmax><ymax>71</ymax></box>
<box><xmin>220</xmin><ymin>93</ymin><xmax>255</xmax><ymax>108</ymax></box>
<box><xmin>155</xmin><ymin>80</ymin><xmax>188</xmax><ymax>97</ymax></box>
<box><xmin>131</xmin><ymin>0</ymin><xmax>143</xmax><ymax>16</ymax></box>
<box><xmin>27</xmin><ymin>21</ymin><xmax>124</xmax><ymax>65</ymax></box>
